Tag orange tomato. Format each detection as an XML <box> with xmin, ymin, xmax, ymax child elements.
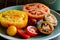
<box><xmin>7</xmin><ymin>26</ymin><xmax>17</xmax><ymax>36</ymax></box>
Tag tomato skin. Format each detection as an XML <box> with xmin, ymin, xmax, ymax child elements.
<box><xmin>26</xmin><ymin>26</ymin><xmax>38</xmax><ymax>37</ymax></box>
<box><xmin>17</xmin><ymin>29</ymin><xmax>30</xmax><ymax>39</ymax></box>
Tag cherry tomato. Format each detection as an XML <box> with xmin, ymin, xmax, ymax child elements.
<box><xmin>26</xmin><ymin>26</ymin><xmax>38</xmax><ymax>37</ymax></box>
<box><xmin>23</xmin><ymin>3</ymin><xmax>50</xmax><ymax>20</ymax></box>
<box><xmin>7</xmin><ymin>26</ymin><xmax>17</xmax><ymax>36</ymax></box>
<box><xmin>28</xmin><ymin>18</ymin><xmax>37</xmax><ymax>25</ymax></box>
<box><xmin>17</xmin><ymin>29</ymin><xmax>30</xmax><ymax>39</ymax></box>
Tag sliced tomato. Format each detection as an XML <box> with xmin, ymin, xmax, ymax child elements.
<box><xmin>17</xmin><ymin>29</ymin><xmax>30</xmax><ymax>39</ymax></box>
<box><xmin>26</xmin><ymin>26</ymin><xmax>38</xmax><ymax>37</ymax></box>
<box><xmin>44</xmin><ymin>13</ymin><xmax>58</xmax><ymax>26</ymax></box>
<box><xmin>37</xmin><ymin>21</ymin><xmax>54</xmax><ymax>34</ymax></box>
<box><xmin>23</xmin><ymin>3</ymin><xmax>50</xmax><ymax>20</ymax></box>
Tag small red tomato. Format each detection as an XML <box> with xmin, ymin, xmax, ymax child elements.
<box><xmin>17</xmin><ymin>29</ymin><xmax>30</xmax><ymax>39</ymax></box>
<box><xmin>28</xmin><ymin>18</ymin><xmax>37</xmax><ymax>25</ymax></box>
<box><xmin>26</xmin><ymin>26</ymin><xmax>38</xmax><ymax>37</ymax></box>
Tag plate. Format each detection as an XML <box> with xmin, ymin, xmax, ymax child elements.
<box><xmin>0</xmin><ymin>5</ymin><xmax>60</xmax><ymax>40</ymax></box>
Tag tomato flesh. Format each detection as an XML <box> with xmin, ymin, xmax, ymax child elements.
<box><xmin>23</xmin><ymin>3</ymin><xmax>50</xmax><ymax>20</ymax></box>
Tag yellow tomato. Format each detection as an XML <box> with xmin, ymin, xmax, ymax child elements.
<box><xmin>0</xmin><ymin>10</ymin><xmax>28</xmax><ymax>28</ymax></box>
<box><xmin>7</xmin><ymin>26</ymin><xmax>17</xmax><ymax>36</ymax></box>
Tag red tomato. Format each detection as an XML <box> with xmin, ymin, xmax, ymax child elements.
<box><xmin>17</xmin><ymin>29</ymin><xmax>30</xmax><ymax>39</ymax></box>
<box><xmin>28</xmin><ymin>18</ymin><xmax>37</xmax><ymax>25</ymax></box>
<box><xmin>26</xmin><ymin>26</ymin><xmax>38</xmax><ymax>37</ymax></box>
<box><xmin>23</xmin><ymin>3</ymin><xmax>50</xmax><ymax>20</ymax></box>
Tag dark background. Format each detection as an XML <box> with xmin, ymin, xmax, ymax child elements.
<box><xmin>0</xmin><ymin>0</ymin><xmax>60</xmax><ymax>40</ymax></box>
<box><xmin>0</xmin><ymin>0</ymin><xmax>37</xmax><ymax>9</ymax></box>
<box><xmin>0</xmin><ymin>0</ymin><xmax>60</xmax><ymax>12</ymax></box>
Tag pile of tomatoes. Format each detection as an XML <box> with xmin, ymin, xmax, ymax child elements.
<box><xmin>0</xmin><ymin>3</ymin><xmax>58</xmax><ymax>39</ymax></box>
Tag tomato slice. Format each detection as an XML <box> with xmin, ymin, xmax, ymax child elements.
<box><xmin>23</xmin><ymin>3</ymin><xmax>50</xmax><ymax>20</ymax></box>
<box><xmin>44</xmin><ymin>13</ymin><xmax>58</xmax><ymax>26</ymax></box>
<box><xmin>37</xmin><ymin>21</ymin><xmax>54</xmax><ymax>34</ymax></box>
<box><xmin>0</xmin><ymin>10</ymin><xmax>28</xmax><ymax>28</ymax></box>
<box><xmin>26</xmin><ymin>26</ymin><xmax>38</xmax><ymax>37</ymax></box>
<box><xmin>17</xmin><ymin>29</ymin><xmax>30</xmax><ymax>39</ymax></box>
